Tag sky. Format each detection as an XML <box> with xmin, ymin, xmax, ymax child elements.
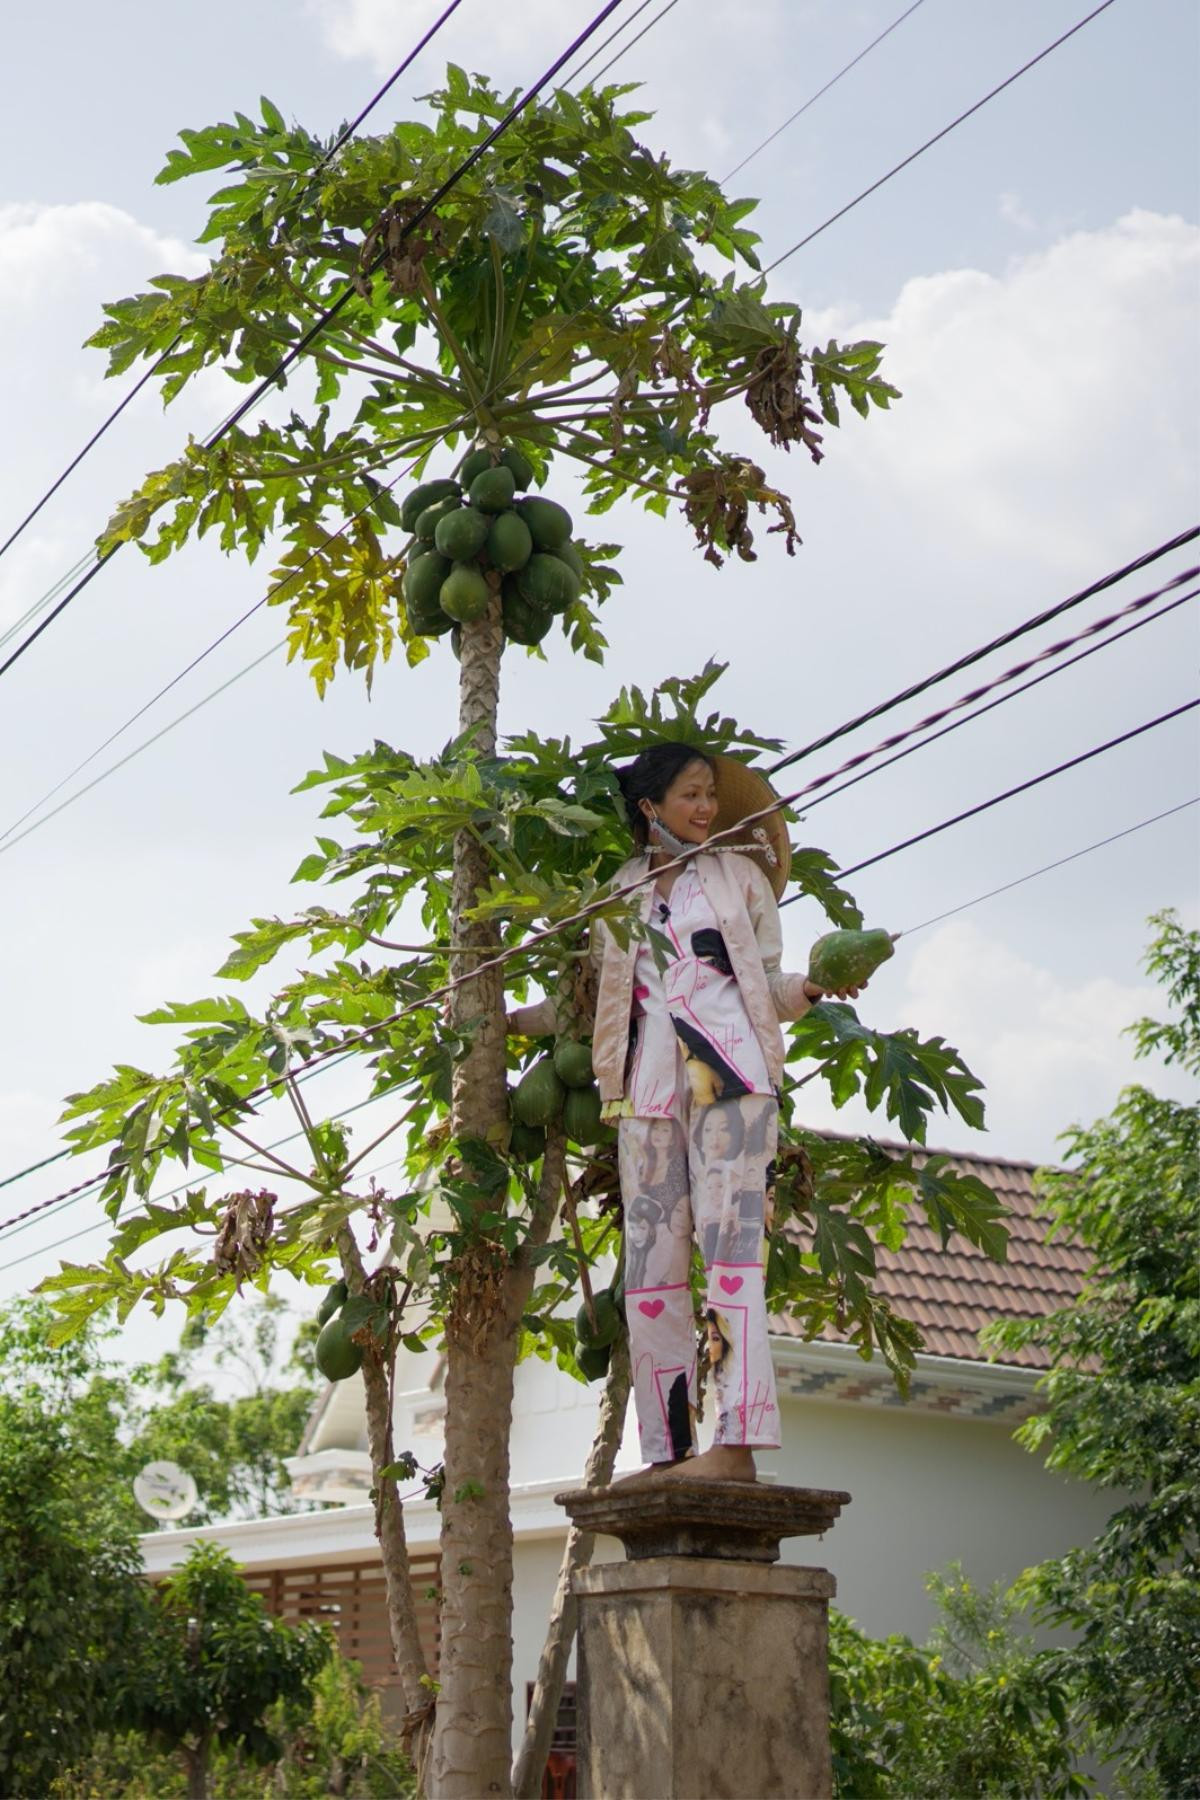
<box><xmin>0</xmin><ymin>0</ymin><xmax>1197</xmax><ymax>1358</ymax></box>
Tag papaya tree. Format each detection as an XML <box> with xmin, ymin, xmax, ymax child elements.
<box><xmin>33</xmin><ymin>71</ymin><xmax>1002</xmax><ymax>1800</ymax></box>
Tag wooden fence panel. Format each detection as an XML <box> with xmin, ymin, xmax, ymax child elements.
<box><xmin>244</xmin><ymin>1554</ymin><xmax>442</xmax><ymax>1693</ymax></box>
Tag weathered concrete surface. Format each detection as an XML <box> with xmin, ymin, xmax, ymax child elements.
<box><xmin>556</xmin><ymin>1479</ymin><xmax>850</xmax><ymax>1564</ymax></box>
<box><xmin>574</xmin><ymin>1556</ymin><xmax>837</xmax><ymax>1800</ymax></box>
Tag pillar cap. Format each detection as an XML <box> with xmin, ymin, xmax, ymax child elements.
<box><xmin>555</xmin><ymin>1479</ymin><xmax>851</xmax><ymax>1563</ymax></box>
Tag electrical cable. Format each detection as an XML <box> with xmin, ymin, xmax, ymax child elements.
<box><xmin>0</xmin><ymin>0</ymin><xmax>630</xmax><ymax>685</ymax></box>
<box><xmin>804</xmin><ymin>586</ymin><xmax>1198</xmax><ymax>815</ymax></box>
<box><xmin>0</xmin><ymin>642</ymin><xmax>280</xmax><ymax>856</ymax></box>
<box><xmin>8</xmin><ymin>691</ymin><xmax>1197</xmax><ymax>1234</ymax></box>
<box><xmin>764</xmin><ymin>0</ymin><xmax>1118</xmax><ymax>272</ymax></box>
<box><xmin>0</xmin><ymin>1086</ymin><xmax>396</xmax><ymax>1266</ymax></box>
<box><xmin>722</xmin><ymin>0</ymin><xmax>929</xmax><ymax>183</ymax></box>
<box><xmin>0</xmin><ymin>1147</ymin><xmax>72</xmax><ymax>1193</ymax></box>
<box><xmin>0</xmin><ymin>0</ymin><xmax>471</xmax><ymax>577</ymax></box>
<box><xmin>565</xmin><ymin>0</ymin><xmax>661</xmax><ymax>85</ymax></box>
<box><xmin>5</xmin><ymin>573</ymin><xmax>1188</xmax><ymax>1202</ymax></box>
<box><xmin>900</xmin><ymin>798</ymin><xmax>1199</xmax><ymax>937</ymax></box>
<box><xmin>768</xmin><ymin>526</ymin><xmax>1199</xmax><ymax>777</ymax></box>
<box><xmin>14</xmin><ymin>784</ymin><xmax>1199</xmax><ymax>1265</ymax></box>
<box><xmin>584</xmin><ymin>0</ymin><xmax>683</xmax><ymax>86</ymax></box>
<box><xmin>810</xmin><ymin>698</ymin><xmax>1199</xmax><ymax>890</ymax></box>
<box><xmin>0</xmin><ymin>552</ymin><xmax>95</xmax><ymax>657</ymax></box>
<box><xmin>793</xmin><ymin>575</ymin><xmax>1198</xmax><ymax>815</ymax></box>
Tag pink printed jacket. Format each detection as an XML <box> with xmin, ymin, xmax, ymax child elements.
<box><xmin>508</xmin><ymin>851</ymin><xmax>813</xmax><ymax>1104</ymax></box>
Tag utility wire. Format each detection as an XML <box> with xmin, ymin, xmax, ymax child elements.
<box><xmin>722</xmin><ymin>0</ymin><xmax>928</xmax><ymax>183</ymax></box>
<box><xmin>0</xmin><ymin>1085</ymin><xmax>395</xmax><ymax>1263</ymax></box>
<box><xmin>584</xmin><ymin>0</ymin><xmax>683</xmax><ymax>86</ymax></box>
<box><xmin>817</xmin><ymin>698</ymin><xmax>1199</xmax><ymax>889</ymax></box>
<box><xmin>5</xmin><ymin>577</ymin><xmax>1192</xmax><ymax>1215</ymax></box>
<box><xmin>803</xmin><ymin>586</ymin><xmax>1198</xmax><ymax>815</ymax></box>
<box><xmin>0</xmin><ymin>0</ymin><xmax>470</xmax><ymax>577</ymax></box>
<box><xmin>901</xmin><ymin>798</ymin><xmax>1199</xmax><ymax>937</ymax></box>
<box><xmin>1</xmin><ymin>0</ymin><xmax>692</xmax><ymax>846</ymax></box>
<box><xmin>764</xmin><ymin>0</ymin><xmax>1118</xmax><ymax>272</ymax></box>
<box><xmin>0</xmin><ymin>643</ymin><xmax>280</xmax><ymax>856</ymax></box>
<box><xmin>565</xmin><ymin>0</ymin><xmax>660</xmax><ymax>84</ymax></box>
<box><xmin>5</xmin><ymin>579</ymin><xmax>1187</xmax><ymax>1195</ymax></box>
<box><xmin>0</xmin><ymin>0</ymin><xmax>629</xmax><ymax>685</ymax></box>
<box><xmin>793</xmin><ymin>573</ymin><xmax>1198</xmax><ymax>815</ymax></box>
<box><xmin>769</xmin><ymin>527</ymin><xmax>1199</xmax><ymax>777</ymax></box>
<box><xmin>8</xmin><ymin>691</ymin><xmax>1197</xmax><ymax>1234</ymax></box>
<box><xmin>15</xmin><ymin>783</ymin><xmax>1200</xmax><ymax>1260</ymax></box>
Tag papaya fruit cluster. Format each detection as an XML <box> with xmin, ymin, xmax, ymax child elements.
<box><xmin>573</xmin><ymin>1275</ymin><xmax>624</xmax><ymax>1382</ymax></box>
<box><xmin>508</xmin><ymin>1036</ymin><xmax>607</xmax><ymax>1159</ymax></box>
<box><xmin>313</xmin><ymin>1279</ymin><xmax>363</xmax><ymax>1382</ymax></box>
<box><xmin>400</xmin><ymin>445</ymin><xmax>587</xmax><ymax>649</ymax></box>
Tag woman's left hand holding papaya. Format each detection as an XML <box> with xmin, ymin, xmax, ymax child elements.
<box><xmin>802</xmin><ymin>976</ymin><xmax>867</xmax><ymax>1003</ymax></box>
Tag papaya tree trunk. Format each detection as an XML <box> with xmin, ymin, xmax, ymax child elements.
<box><xmin>430</xmin><ymin>595</ymin><xmax>542</xmax><ymax>1799</ymax></box>
<box><xmin>511</xmin><ymin>1336</ymin><xmax>631</xmax><ymax>1799</ymax></box>
<box><xmin>336</xmin><ymin>1230</ymin><xmax>431</xmax><ymax>1718</ymax></box>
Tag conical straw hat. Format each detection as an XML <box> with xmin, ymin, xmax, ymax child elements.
<box><xmin>709</xmin><ymin>754</ymin><xmax>792</xmax><ymax>899</ymax></box>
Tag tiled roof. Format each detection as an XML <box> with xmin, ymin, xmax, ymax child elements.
<box><xmin>771</xmin><ymin>1139</ymin><xmax>1091</xmax><ymax>1370</ymax></box>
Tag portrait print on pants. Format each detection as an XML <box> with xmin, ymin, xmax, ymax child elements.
<box><xmin>619</xmin><ymin>1092</ymin><xmax>780</xmax><ymax>1462</ymax></box>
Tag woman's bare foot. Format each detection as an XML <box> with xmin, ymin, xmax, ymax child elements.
<box><xmin>658</xmin><ymin>1445</ymin><xmax>757</xmax><ymax>1483</ymax></box>
<box><xmin>609</xmin><ymin>1461</ymin><xmax>676</xmax><ymax>1486</ymax></box>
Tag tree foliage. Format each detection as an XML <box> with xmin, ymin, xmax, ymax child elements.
<box><xmin>127</xmin><ymin>1542</ymin><xmax>331</xmax><ymax>1795</ymax></box>
<box><xmin>38</xmin><ymin>667</ymin><xmax>1003</xmax><ymax>1397</ymax></box>
<box><xmin>0</xmin><ymin>1399</ymin><xmax>145</xmax><ymax>1794</ymax></box>
<box><xmin>87</xmin><ymin>75</ymin><xmax>897</xmax><ymax>690</ymax></box>
<box><xmin>829</xmin><ymin>1565</ymin><xmax>1090</xmax><ymax>1798</ymax></box>
<box><xmin>0</xmin><ymin>1294</ymin><xmax>320</xmax><ymax>1527</ymax></box>
<box><xmin>987</xmin><ymin>909</ymin><xmax>1200</xmax><ymax>1797</ymax></box>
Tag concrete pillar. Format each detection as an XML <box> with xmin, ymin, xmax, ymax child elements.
<box><xmin>558</xmin><ymin>1481</ymin><xmax>850</xmax><ymax>1800</ymax></box>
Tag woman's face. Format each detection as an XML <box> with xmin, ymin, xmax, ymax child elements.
<box><xmin>701</xmin><ymin>1110</ymin><xmax>733</xmax><ymax>1161</ymax></box>
<box><xmin>645</xmin><ymin>757</ymin><xmax>718</xmax><ymax>846</ymax></box>
<box><xmin>649</xmin><ymin>1119</ymin><xmax>674</xmax><ymax>1153</ymax></box>
<box><xmin>629</xmin><ymin>1214</ymin><xmax>651</xmax><ymax>1248</ymax></box>
<box><xmin>706</xmin><ymin>1317</ymin><xmax>727</xmax><ymax>1367</ymax></box>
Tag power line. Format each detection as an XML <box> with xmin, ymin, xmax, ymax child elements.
<box><xmin>1</xmin><ymin>0</ymin><xmax>700</xmax><ymax>850</ymax></box>
<box><xmin>0</xmin><ymin>642</ymin><xmax>279</xmax><ymax>856</ymax></box>
<box><xmin>796</xmin><ymin>576</ymin><xmax>1199</xmax><ymax>816</ymax></box>
<box><xmin>584</xmin><ymin>0</ymin><xmax>683</xmax><ymax>86</ymax></box>
<box><xmin>6</xmin><ymin>692</ymin><xmax>1197</xmax><ymax>1235</ymax></box>
<box><xmin>722</xmin><ymin>0</ymin><xmax>928</xmax><ymax>183</ymax></box>
<box><xmin>818</xmin><ymin>698</ymin><xmax>1199</xmax><ymax>889</ymax></box>
<box><xmin>0</xmin><ymin>0</ymin><xmax>629</xmax><ymax>685</ymax></box>
<box><xmin>901</xmin><ymin>798</ymin><xmax>1199</xmax><ymax>937</ymax></box>
<box><xmin>769</xmin><ymin>527</ymin><xmax>1199</xmax><ymax>777</ymax></box>
<box><xmin>0</xmin><ymin>1147</ymin><xmax>72</xmax><ymax>1193</ymax></box>
<box><xmin>565</xmin><ymin>0</ymin><xmax>660</xmax><ymax>85</ymax></box>
<box><xmin>0</xmin><ymin>1086</ymin><xmax>394</xmax><ymax>1263</ymax></box>
<box><xmin>764</xmin><ymin>0</ymin><xmax>1118</xmax><ymax>272</ymax></box>
<box><xmin>0</xmin><ymin>0</ymin><xmax>470</xmax><ymax>578</ymax></box>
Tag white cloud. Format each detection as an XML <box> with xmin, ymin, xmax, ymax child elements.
<box><xmin>802</xmin><ymin>209</ymin><xmax>1200</xmax><ymax>570</ymax></box>
<box><xmin>997</xmin><ymin>190</ymin><xmax>1037</xmax><ymax>233</ymax></box>
<box><xmin>0</xmin><ymin>201</ymin><xmax>205</xmax><ymax>313</ymax></box>
<box><xmin>308</xmin><ymin>0</ymin><xmax>581</xmax><ymax>74</ymax></box>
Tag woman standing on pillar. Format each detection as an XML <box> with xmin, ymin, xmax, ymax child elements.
<box><xmin>511</xmin><ymin>742</ymin><xmax>866</xmax><ymax>1483</ymax></box>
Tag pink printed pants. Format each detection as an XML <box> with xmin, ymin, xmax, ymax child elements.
<box><xmin>618</xmin><ymin>1093</ymin><xmax>780</xmax><ymax>1463</ymax></box>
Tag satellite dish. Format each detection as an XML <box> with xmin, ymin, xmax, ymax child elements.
<box><xmin>134</xmin><ymin>1460</ymin><xmax>199</xmax><ymax>1522</ymax></box>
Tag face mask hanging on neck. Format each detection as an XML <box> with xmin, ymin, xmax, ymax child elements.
<box><xmin>648</xmin><ymin>812</ymin><xmax>696</xmax><ymax>858</ymax></box>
